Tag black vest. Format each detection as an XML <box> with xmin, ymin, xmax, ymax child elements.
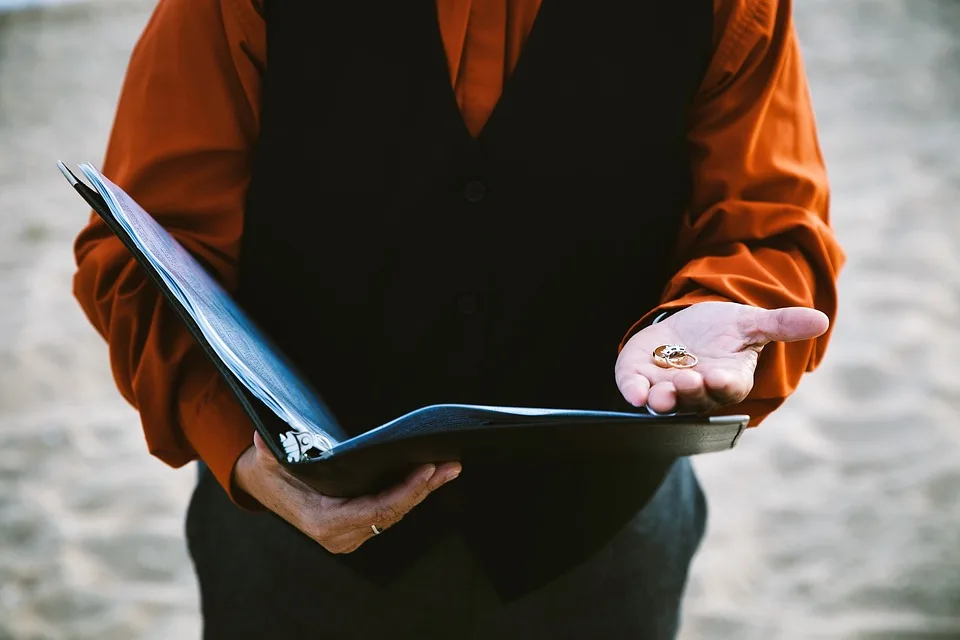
<box><xmin>239</xmin><ymin>0</ymin><xmax>714</xmax><ymax>600</ymax></box>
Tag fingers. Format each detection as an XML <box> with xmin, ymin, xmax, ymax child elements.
<box><xmin>252</xmin><ymin>430</ymin><xmax>273</xmax><ymax>459</ymax></box>
<box><xmin>370</xmin><ymin>461</ymin><xmax>461</xmax><ymax>524</ymax></box>
<box><xmin>616</xmin><ymin>369</ymin><xmax>651</xmax><ymax>408</ymax></box>
<box><xmin>743</xmin><ymin>306</ymin><xmax>829</xmax><ymax>346</ymax></box>
<box><xmin>619</xmin><ymin>364</ymin><xmax>715</xmax><ymax>414</ymax></box>
<box><xmin>329</xmin><ymin>462</ymin><xmax>459</xmax><ymax>552</ymax></box>
<box><xmin>648</xmin><ymin>368</ymin><xmax>752</xmax><ymax>414</ymax></box>
<box><xmin>347</xmin><ymin>464</ymin><xmax>437</xmax><ymax>532</ymax></box>
<box><xmin>701</xmin><ymin>367</ymin><xmax>751</xmax><ymax>405</ymax></box>
<box><xmin>328</xmin><ymin>461</ymin><xmax>462</xmax><ymax>539</ymax></box>
<box><xmin>671</xmin><ymin>370</ymin><xmax>712</xmax><ymax>409</ymax></box>
<box><xmin>243</xmin><ymin>432</ymin><xmax>461</xmax><ymax>554</ymax></box>
<box><xmin>648</xmin><ymin>371</ymin><xmax>713</xmax><ymax>414</ymax></box>
<box><xmin>268</xmin><ymin>458</ymin><xmax>459</xmax><ymax>555</ymax></box>
<box><xmin>646</xmin><ymin>380</ymin><xmax>677</xmax><ymax>414</ymax></box>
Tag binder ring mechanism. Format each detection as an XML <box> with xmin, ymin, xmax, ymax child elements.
<box><xmin>652</xmin><ymin>344</ymin><xmax>699</xmax><ymax>369</ymax></box>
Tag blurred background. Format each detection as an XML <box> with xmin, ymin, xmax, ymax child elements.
<box><xmin>1</xmin><ymin>0</ymin><xmax>959</xmax><ymax>638</ymax></box>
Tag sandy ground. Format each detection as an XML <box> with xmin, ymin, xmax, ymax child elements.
<box><xmin>0</xmin><ymin>0</ymin><xmax>959</xmax><ymax>638</ymax></box>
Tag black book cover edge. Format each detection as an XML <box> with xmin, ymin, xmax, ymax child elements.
<box><xmin>58</xmin><ymin>162</ymin><xmax>298</xmax><ymax>466</ymax></box>
<box><xmin>58</xmin><ymin>162</ymin><xmax>748</xmax><ymax>489</ymax></box>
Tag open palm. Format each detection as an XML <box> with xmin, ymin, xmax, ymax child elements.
<box><xmin>615</xmin><ymin>302</ymin><xmax>829</xmax><ymax>414</ymax></box>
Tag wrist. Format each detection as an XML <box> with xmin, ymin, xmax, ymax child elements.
<box><xmin>230</xmin><ymin>443</ymin><xmax>263</xmax><ymax>509</ymax></box>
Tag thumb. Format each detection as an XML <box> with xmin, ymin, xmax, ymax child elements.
<box><xmin>252</xmin><ymin>430</ymin><xmax>279</xmax><ymax>466</ymax></box>
<box><xmin>744</xmin><ymin>306</ymin><xmax>830</xmax><ymax>346</ymax></box>
<box><xmin>253</xmin><ymin>429</ymin><xmax>270</xmax><ymax>453</ymax></box>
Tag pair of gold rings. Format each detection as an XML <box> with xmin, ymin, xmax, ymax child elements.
<box><xmin>652</xmin><ymin>344</ymin><xmax>699</xmax><ymax>369</ymax></box>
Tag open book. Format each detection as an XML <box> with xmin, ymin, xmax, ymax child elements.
<box><xmin>59</xmin><ymin>161</ymin><xmax>748</xmax><ymax>497</ymax></box>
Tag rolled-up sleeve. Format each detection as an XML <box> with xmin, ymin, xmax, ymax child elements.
<box><xmin>624</xmin><ymin>0</ymin><xmax>845</xmax><ymax>424</ymax></box>
<box><xmin>72</xmin><ymin>0</ymin><xmax>266</xmax><ymax>504</ymax></box>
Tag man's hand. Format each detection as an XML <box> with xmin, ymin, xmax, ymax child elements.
<box><xmin>616</xmin><ymin>302</ymin><xmax>829</xmax><ymax>415</ymax></box>
<box><xmin>234</xmin><ymin>431</ymin><xmax>461</xmax><ymax>554</ymax></box>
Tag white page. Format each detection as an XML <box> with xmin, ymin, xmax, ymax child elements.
<box><xmin>78</xmin><ymin>164</ymin><xmax>342</xmax><ymax>452</ymax></box>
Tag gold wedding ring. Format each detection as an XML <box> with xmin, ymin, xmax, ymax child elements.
<box><xmin>653</xmin><ymin>344</ymin><xmax>699</xmax><ymax>369</ymax></box>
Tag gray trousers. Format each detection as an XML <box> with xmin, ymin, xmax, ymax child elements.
<box><xmin>186</xmin><ymin>458</ymin><xmax>706</xmax><ymax>639</ymax></box>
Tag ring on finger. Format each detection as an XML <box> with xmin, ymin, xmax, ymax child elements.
<box><xmin>371</xmin><ymin>524</ymin><xmax>383</xmax><ymax>535</ymax></box>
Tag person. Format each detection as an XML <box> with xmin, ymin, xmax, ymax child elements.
<box><xmin>71</xmin><ymin>0</ymin><xmax>845</xmax><ymax>637</ymax></box>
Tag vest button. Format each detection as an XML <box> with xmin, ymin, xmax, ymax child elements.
<box><xmin>458</xmin><ymin>294</ymin><xmax>478</xmax><ymax>315</ymax></box>
<box><xmin>463</xmin><ymin>180</ymin><xmax>486</xmax><ymax>203</ymax></box>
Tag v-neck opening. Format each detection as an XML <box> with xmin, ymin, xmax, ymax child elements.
<box><xmin>424</xmin><ymin>0</ymin><xmax>550</xmax><ymax>144</ymax></box>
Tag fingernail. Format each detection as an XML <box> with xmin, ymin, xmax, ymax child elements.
<box><xmin>420</xmin><ymin>464</ymin><xmax>437</xmax><ymax>481</ymax></box>
<box><xmin>444</xmin><ymin>467</ymin><xmax>461</xmax><ymax>482</ymax></box>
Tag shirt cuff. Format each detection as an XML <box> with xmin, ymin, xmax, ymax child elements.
<box><xmin>178</xmin><ymin>368</ymin><xmax>261</xmax><ymax>510</ymax></box>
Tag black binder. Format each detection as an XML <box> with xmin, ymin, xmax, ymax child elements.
<box><xmin>60</xmin><ymin>161</ymin><xmax>747</xmax><ymax>497</ymax></box>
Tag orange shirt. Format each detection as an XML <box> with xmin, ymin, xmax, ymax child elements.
<box><xmin>73</xmin><ymin>0</ymin><xmax>845</xmax><ymax>503</ymax></box>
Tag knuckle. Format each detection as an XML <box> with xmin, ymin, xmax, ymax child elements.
<box><xmin>304</xmin><ymin>518</ymin><xmax>332</xmax><ymax>543</ymax></box>
<box><xmin>324</xmin><ymin>541</ymin><xmax>347</xmax><ymax>554</ymax></box>
<box><xmin>410</xmin><ymin>488</ymin><xmax>431</xmax><ymax>505</ymax></box>
<box><xmin>375</xmin><ymin>504</ymin><xmax>403</xmax><ymax>524</ymax></box>
<box><xmin>412</xmin><ymin>480</ymin><xmax>435</xmax><ymax>500</ymax></box>
<box><xmin>331</xmin><ymin>538</ymin><xmax>364</xmax><ymax>555</ymax></box>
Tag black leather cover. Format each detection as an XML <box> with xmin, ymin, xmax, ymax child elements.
<box><xmin>300</xmin><ymin>409</ymin><xmax>745</xmax><ymax>496</ymax></box>
<box><xmin>63</xmin><ymin>163</ymin><xmax>747</xmax><ymax>498</ymax></box>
